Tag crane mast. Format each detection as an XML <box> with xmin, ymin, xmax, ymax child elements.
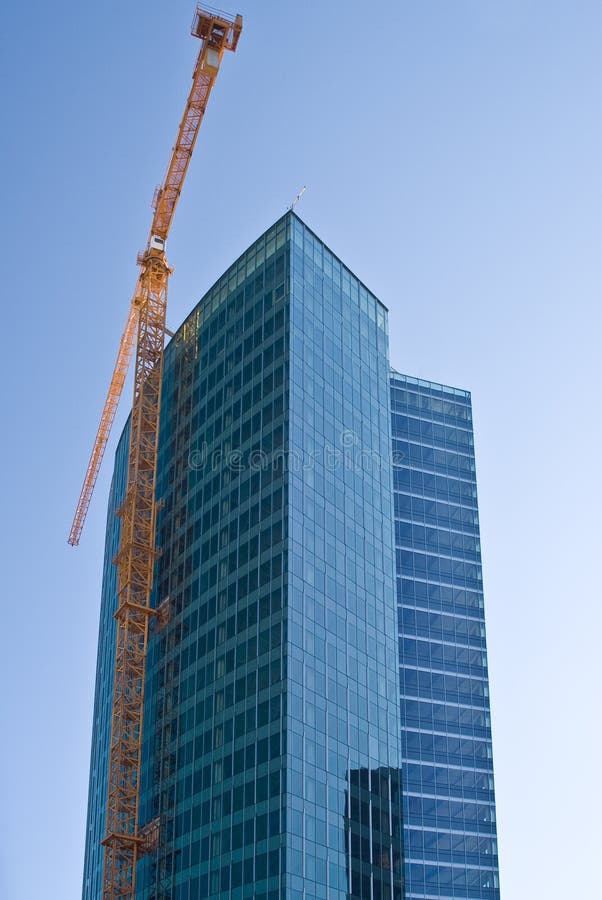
<box><xmin>69</xmin><ymin>8</ymin><xmax>242</xmax><ymax>898</ymax></box>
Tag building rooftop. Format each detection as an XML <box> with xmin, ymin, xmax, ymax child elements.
<box><xmin>390</xmin><ymin>367</ymin><xmax>471</xmax><ymax>399</ymax></box>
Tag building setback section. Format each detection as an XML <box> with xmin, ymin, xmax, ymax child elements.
<box><xmin>82</xmin><ymin>212</ymin><xmax>404</xmax><ymax>900</ymax></box>
<box><xmin>391</xmin><ymin>372</ymin><xmax>500</xmax><ymax>899</ymax></box>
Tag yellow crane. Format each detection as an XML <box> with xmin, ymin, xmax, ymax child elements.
<box><xmin>68</xmin><ymin>8</ymin><xmax>242</xmax><ymax>897</ymax></box>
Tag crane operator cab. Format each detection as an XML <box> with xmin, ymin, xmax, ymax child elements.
<box><xmin>149</xmin><ymin>235</ymin><xmax>165</xmax><ymax>253</ymax></box>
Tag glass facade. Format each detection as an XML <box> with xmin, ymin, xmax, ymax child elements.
<box><xmin>287</xmin><ymin>217</ymin><xmax>403</xmax><ymax>900</ymax></box>
<box><xmin>391</xmin><ymin>372</ymin><xmax>500</xmax><ymax>899</ymax></box>
<box><xmin>82</xmin><ymin>212</ymin><xmax>404</xmax><ymax>900</ymax></box>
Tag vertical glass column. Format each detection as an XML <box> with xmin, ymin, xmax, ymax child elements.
<box><xmin>287</xmin><ymin>215</ymin><xmax>403</xmax><ymax>900</ymax></box>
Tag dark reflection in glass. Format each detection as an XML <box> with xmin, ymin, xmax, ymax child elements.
<box><xmin>345</xmin><ymin>767</ymin><xmax>405</xmax><ymax>900</ymax></box>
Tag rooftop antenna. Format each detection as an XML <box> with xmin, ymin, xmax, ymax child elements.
<box><xmin>289</xmin><ymin>185</ymin><xmax>307</xmax><ymax>211</ymax></box>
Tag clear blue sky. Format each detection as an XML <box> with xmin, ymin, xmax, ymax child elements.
<box><xmin>1</xmin><ymin>1</ymin><xmax>600</xmax><ymax>897</ymax></box>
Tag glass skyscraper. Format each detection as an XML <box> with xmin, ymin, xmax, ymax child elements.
<box><xmin>391</xmin><ymin>373</ymin><xmax>500</xmax><ymax>899</ymax></box>
<box><xmin>82</xmin><ymin>213</ymin><xmax>500</xmax><ymax>900</ymax></box>
<box><xmin>83</xmin><ymin>212</ymin><xmax>405</xmax><ymax>900</ymax></box>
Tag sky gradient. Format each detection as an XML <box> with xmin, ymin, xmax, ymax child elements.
<box><xmin>1</xmin><ymin>1</ymin><xmax>600</xmax><ymax>897</ymax></box>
